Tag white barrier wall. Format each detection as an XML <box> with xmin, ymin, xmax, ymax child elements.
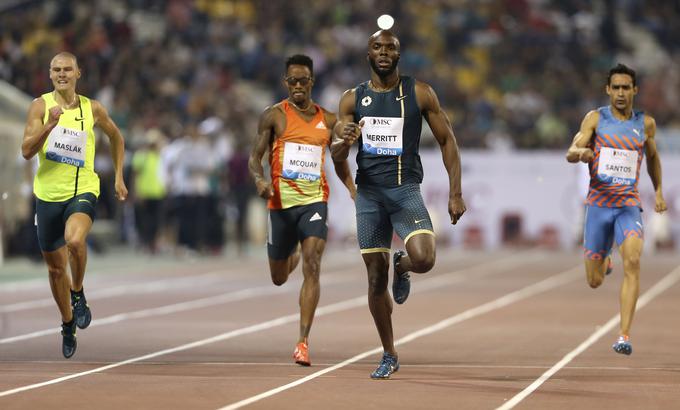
<box><xmin>326</xmin><ymin>149</ymin><xmax>680</xmax><ymax>250</ymax></box>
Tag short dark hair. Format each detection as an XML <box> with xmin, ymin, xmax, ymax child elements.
<box><xmin>285</xmin><ymin>54</ymin><xmax>313</xmax><ymax>77</ymax></box>
<box><xmin>607</xmin><ymin>63</ymin><xmax>636</xmax><ymax>86</ymax></box>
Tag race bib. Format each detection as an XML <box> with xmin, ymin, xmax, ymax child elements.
<box><xmin>282</xmin><ymin>142</ymin><xmax>322</xmax><ymax>181</ymax></box>
<box><xmin>361</xmin><ymin>116</ymin><xmax>403</xmax><ymax>156</ymax></box>
<box><xmin>597</xmin><ymin>147</ymin><xmax>638</xmax><ymax>185</ymax></box>
<box><xmin>45</xmin><ymin>125</ymin><xmax>87</xmax><ymax>167</ymax></box>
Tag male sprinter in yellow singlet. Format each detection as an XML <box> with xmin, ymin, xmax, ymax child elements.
<box><xmin>332</xmin><ymin>30</ymin><xmax>466</xmax><ymax>379</ymax></box>
<box><xmin>21</xmin><ymin>52</ymin><xmax>128</xmax><ymax>358</ymax></box>
<box><xmin>249</xmin><ymin>54</ymin><xmax>355</xmax><ymax>366</ymax></box>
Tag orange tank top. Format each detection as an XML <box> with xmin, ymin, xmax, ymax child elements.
<box><xmin>268</xmin><ymin>100</ymin><xmax>330</xmax><ymax>210</ymax></box>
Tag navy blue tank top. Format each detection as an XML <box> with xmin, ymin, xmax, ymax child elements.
<box><xmin>353</xmin><ymin>76</ymin><xmax>423</xmax><ymax>186</ymax></box>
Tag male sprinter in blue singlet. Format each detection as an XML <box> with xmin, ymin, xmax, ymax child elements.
<box><xmin>566</xmin><ymin>63</ymin><xmax>666</xmax><ymax>355</ymax></box>
<box><xmin>332</xmin><ymin>30</ymin><xmax>466</xmax><ymax>379</ymax></box>
<box><xmin>22</xmin><ymin>52</ymin><xmax>128</xmax><ymax>358</ymax></box>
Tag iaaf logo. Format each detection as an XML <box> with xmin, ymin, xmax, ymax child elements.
<box><xmin>371</xmin><ymin>118</ymin><xmax>392</xmax><ymax>125</ymax></box>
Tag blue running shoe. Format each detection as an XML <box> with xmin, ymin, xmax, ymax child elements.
<box><xmin>61</xmin><ymin>319</ymin><xmax>77</xmax><ymax>359</ymax></box>
<box><xmin>612</xmin><ymin>336</ymin><xmax>632</xmax><ymax>355</ymax></box>
<box><xmin>392</xmin><ymin>251</ymin><xmax>410</xmax><ymax>305</ymax></box>
<box><xmin>370</xmin><ymin>352</ymin><xmax>399</xmax><ymax>379</ymax></box>
<box><xmin>71</xmin><ymin>289</ymin><xmax>92</xmax><ymax>329</ymax></box>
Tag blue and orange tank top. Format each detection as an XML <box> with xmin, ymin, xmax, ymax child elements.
<box><xmin>353</xmin><ymin>76</ymin><xmax>423</xmax><ymax>187</ymax></box>
<box><xmin>268</xmin><ymin>100</ymin><xmax>330</xmax><ymax>210</ymax></box>
<box><xmin>586</xmin><ymin>106</ymin><xmax>645</xmax><ymax>208</ymax></box>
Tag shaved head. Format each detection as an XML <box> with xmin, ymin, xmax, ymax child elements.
<box><xmin>51</xmin><ymin>52</ymin><xmax>79</xmax><ymax>69</ymax></box>
<box><xmin>368</xmin><ymin>30</ymin><xmax>400</xmax><ymax>50</ymax></box>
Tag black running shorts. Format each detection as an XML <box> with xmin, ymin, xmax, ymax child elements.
<box><xmin>267</xmin><ymin>202</ymin><xmax>328</xmax><ymax>260</ymax></box>
<box><xmin>35</xmin><ymin>192</ymin><xmax>97</xmax><ymax>252</ymax></box>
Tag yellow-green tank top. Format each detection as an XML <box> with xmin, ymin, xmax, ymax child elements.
<box><xmin>34</xmin><ymin>92</ymin><xmax>100</xmax><ymax>202</ymax></box>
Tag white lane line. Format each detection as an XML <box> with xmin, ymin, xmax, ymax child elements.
<box><xmin>0</xmin><ymin>251</ymin><xmax>535</xmax><ymax>345</ymax></box>
<box><xmin>0</xmin><ymin>252</ymin><xmax>534</xmax><ymax>396</ymax></box>
<box><xmin>0</xmin><ymin>274</ymin><xmax>352</xmax><ymax>345</ymax></box>
<box><xmin>0</xmin><ymin>272</ymin><xmax>228</xmax><ymax>313</ymax></box>
<box><xmin>496</xmin><ymin>265</ymin><xmax>680</xmax><ymax>410</ymax></box>
<box><xmin>0</xmin><ymin>256</ymin><xmax>370</xmax><ymax>313</ymax></box>
<box><xmin>216</xmin><ymin>267</ymin><xmax>582</xmax><ymax>410</ymax></box>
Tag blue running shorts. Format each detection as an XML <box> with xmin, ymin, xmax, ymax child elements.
<box><xmin>583</xmin><ymin>205</ymin><xmax>643</xmax><ymax>260</ymax></box>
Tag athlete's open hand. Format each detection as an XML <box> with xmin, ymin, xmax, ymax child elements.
<box><xmin>449</xmin><ymin>196</ymin><xmax>466</xmax><ymax>225</ymax></box>
<box><xmin>341</xmin><ymin>120</ymin><xmax>364</xmax><ymax>146</ymax></box>
<box><xmin>655</xmin><ymin>191</ymin><xmax>667</xmax><ymax>213</ymax></box>
<box><xmin>256</xmin><ymin>179</ymin><xmax>274</xmax><ymax>199</ymax></box>
<box><xmin>579</xmin><ymin>148</ymin><xmax>594</xmax><ymax>163</ymax></box>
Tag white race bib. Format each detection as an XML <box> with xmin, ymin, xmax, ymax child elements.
<box><xmin>282</xmin><ymin>142</ymin><xmax>323</xmax><ymax>181</ymax></box>
<box><xmin>597</xmin><ymin>147</ymin><xmax>638</xmax><ymax>185</ymax></box>
<box><xmin>45</xmin><ymin>125</ymin><xmax>87</xmax><ymax>167</ymax></box>
<box><xmin>361</xmin><ymin>116</ymin><xmax>403</xmax><ymax>156</ymax></box>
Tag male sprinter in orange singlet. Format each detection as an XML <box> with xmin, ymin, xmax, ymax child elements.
<box><xmin>249</xmin><ymin>54</ymin><xmax>356</xmax><ymax>366</ymax></box>
<box><xmin>332</xmin><ymin>30</ymin><xmax>466</xmax><ymax>378</ymax></box>
<box><xmin>567</xmin><ymin>63</ymin><xmax>666</xmax><ymax>355</ymax></box>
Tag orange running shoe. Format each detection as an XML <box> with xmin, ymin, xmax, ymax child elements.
<box><xmin>293</xmin><ymin>340</ymin><xmax>310</xmax><ymax>366</ymax></box>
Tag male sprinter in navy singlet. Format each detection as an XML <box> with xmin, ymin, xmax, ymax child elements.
<box><xmin>332</xmin><ymin>30</ymin><xmax>466</xmax><ymax>379</ymax></box>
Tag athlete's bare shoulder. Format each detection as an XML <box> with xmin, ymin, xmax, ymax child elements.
<box><xmin>259</xmin><ymin>102</ymin><xmax>285</xmax><ymax>124</ymax></box>
<box><xmin>338</xmin><ymin>88</ymin><xmax>357</xmax><ymax>116</ymax></box>
<box><xmin>643</xmin><ymin>113</ymin><xmax>656</xmax><ymax>130</ymax></box>
<box><xmin>413</xmin><ymin>80</ymin><xmax>438</xmax><ymax>110</ymax></box>
<box><xmin>582</xmin><ymin>109</ymin><xmax>600</xmax><ymax>126</ymax></box>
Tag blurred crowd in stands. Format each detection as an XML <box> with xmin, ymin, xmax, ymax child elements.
<box><xmin>1</xmin><ymin>0</ymin><xmax>679</xmax><ymax>256</ymax></box>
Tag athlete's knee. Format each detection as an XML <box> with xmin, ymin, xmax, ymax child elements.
<box><xmin>302</xmin><ymin>253</ymin><xmax>321</xmax><ymax>278</ymax></box>
<box><xmin>587</xmin><ymin>275</ymin><xmax>603</xmax><ymax>289</ymax></box>
<box><xmin>271</xmin><ymin>271</ymin><xmax>287</xmax><ymax>286</ymax></box>
<box><xmin>622</xmin><ymin>253</ymin><xmax>641</xmax><ymax>272</ymax></box>
<box><xmin>407</xmin><ymin>248</ymin><xmax>435</xmax><ymax>273</ymax></box>
<box><xmin>65</xmin><ymin>235</ymin><xmax>86</xmax><ymax>254</ymax></box>
<box><xmin>47</xmin><ymin>265</ymin><xmax>68</xmax><ymax>281</ymax></box>
<box><xmin>367</xmin><ymin>273</ymin><xmax>388</xmax><ymax>295</ymax></box>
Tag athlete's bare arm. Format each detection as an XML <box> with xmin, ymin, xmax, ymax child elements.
<box><xmin>324</xmin><ymin>110</ymin><xmax>356</xmax><ymax>199</ymax></box>
<box><xmin>415</xmin><ymin>81</ymin><xmax>466</xmax><ymax>224</ymax></box>
<box><xmin>566</xmin><ymin>110</ymin><xmax>599</xmax><ymax>163</ymax></box>
<box><xmin>249</xmin><ymin>105</ymin><xmax>282</xmax><ymax>199</ymax></box>
<box><xmin>643</xmin><ymin>115</ymin><xmax>667</xmax><ymax>213</ymax></box>
<box><xmin>331</xmin><ymin>88</ymin><xmax>361</xmax><ymax>162</ymax></box>
<box><xmin>92</xmin><ymin>100</ymin><xmax>128</xmax><ymax>201</ymax></box>
<box><xmin>21</xmin><ymin>98</ymin><xmax>61</xmax><ymax>160</ymax></box>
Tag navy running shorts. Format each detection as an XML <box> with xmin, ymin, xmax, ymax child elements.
<box><xmin>355</xmin><ymin>184</ymin><xmax>433</xmax><ymax>254</ymax></box>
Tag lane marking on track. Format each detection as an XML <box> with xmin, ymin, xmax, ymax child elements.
<box><xmin>0</xmin><ymin>251</ymin><xmax>537</xmax><ymax>345</ymax></box>
<box><xmin>215</xmin><ymin>267</ymin><xmax>582</xmax><ymax>410</ymax></box>
<box><xmin>496</xmin><ymin>265</ymin><xmax>680</xmax><ymax>410</ymax></box>
<box><xmin>0</xmin><ymin>272</ymin><xmax>227</xmax><ymax>313</ymax></box>
<box><xmin>0</xmin><ymin>275</ymin><xmax>351</xmax><ymax>345</ymax></box>
<box><xmin>0</xmin><ymin>252</ymin><xmax>538</xmax><ymax>396</ymax></box>
<box><xmin>0</xmin><ymin>255</ymin><xmax>379</xmax><ymax>312</ymax></box>
<box><xmin>0</xmin><ymin>249</ymin><xmax>491</xmax><ymax>312</ymax></box>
